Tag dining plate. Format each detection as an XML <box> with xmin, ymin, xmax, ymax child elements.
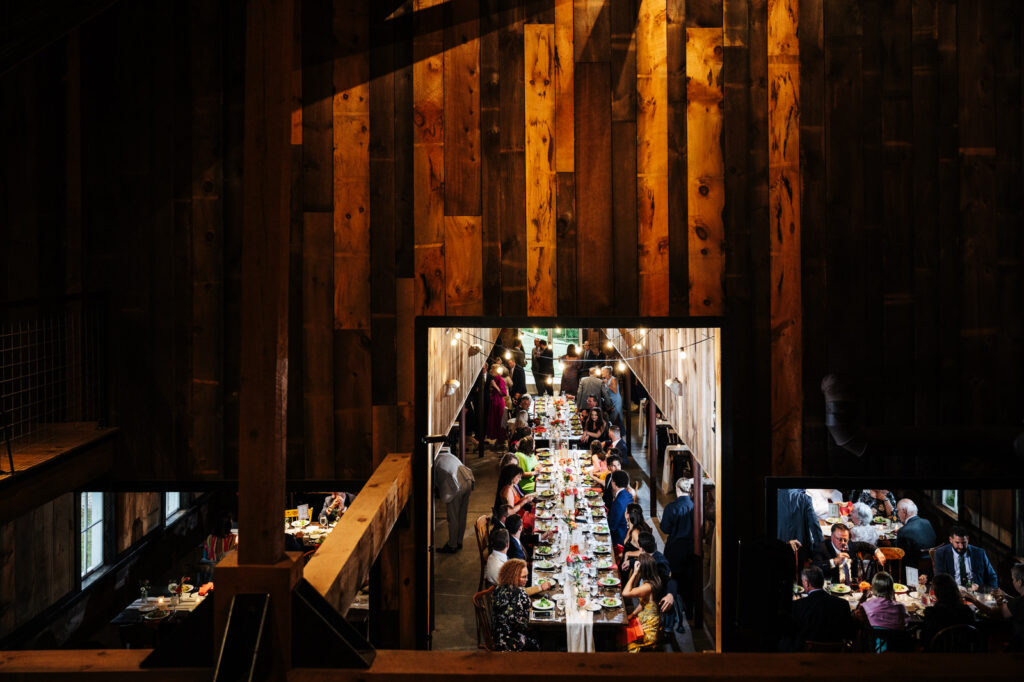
<box><xmin>532</xmin><ymin>598</ymin><xmax>555</xmax><ymax>611</ymax></box>
<box><xmin>825</xmin><ymin>517</ymin><xmax>841</xmax><ymax>525</ymax></box>
<box><xmin>535</xmin><ymin>560</ymin><xmax>557</xmax><ymax>570</ymax></box>
<box><xmin>539</xmin><ymin>490</ymin><xmax>555</xmax><ymax>498</ymax></box>
<box><xmin>593</xmin><ymin>546</ymin><xmax>611</xmax><ymax>554</ymax></box>
<box><xmin>138</xmin><ymin>604</ymin><xmax>157</xmax><ymax>613</ymax></box>
<box><xmin>143</xmin><ymin>609</ymin><xmax>171</xmax><ymax>621</ymax></box>
<box><xmin>584</xmin><ymin>490</ymin><xmax>600</xmax><ymax>497</ymax></box>
<box><xmin>793</xmin><ymin>584</ymin><xmax>805</xmax><ymax>595</ymax></box>
<box><xmin>583</xmin><ymin>601</ymin><xmax>602</xmax><ymax>612</ymax></box>
<box><xmin>535</xmin><ymin>546</ymin><xmax>555</xmax><ymax>555</ymax></box>
<box><xmin>591</xmin><ymin>525</ymin><xmax>610</xmax><ymax>534</ymax></box>
<box><xmin>600</xmin><ymin>597</ymin><xmax>623</xmax><ymax>608</ymax></box>
<box><xmin>598</xmin><ymin>575</ymin><xmax>621</xmax><ymax>586</ymax></box>
<box><xmin>893</xmin><ymin>583</ymin><xmax>909</xmax><ymax>594</ymax></box>
<box><xmin>589</xmin><ymin>499</ymin><xmax>604</xmax><ymax>507</ymax></box>
<box><xmin>872</xmin><ymin>516</ymin><xmax>888</xmax><ymax>525</ymax></box>
<box><xmin>596</xmin><ymin>559</ymin><xmax>614</xmax><ymax>570</ymax></box>
<box><xmin>828</xmin><ymin>584</ymin><xmax>851</xmax><ymax>595</ymax></box>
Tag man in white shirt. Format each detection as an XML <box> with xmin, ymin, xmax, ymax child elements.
<box><xmin>485</xmin><ymin>528</ymin><xmax>551</xmax><ymax>594</ymax></box>
<box><xmin>433</xmin><ymin>447</ymin><xmax>475</xmax><ymax>553</ymax></box>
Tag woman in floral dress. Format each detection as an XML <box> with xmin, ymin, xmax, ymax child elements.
<box><xmin>491</xmin><ymin>558</ymin><xmax>540</xmax><ymax>651</ymax></box>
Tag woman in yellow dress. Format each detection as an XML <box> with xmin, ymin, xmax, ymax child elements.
<box><xmin>622</xmin><ymin>553</ymin><xmax>663</xmax><ymax>652</ymax></box>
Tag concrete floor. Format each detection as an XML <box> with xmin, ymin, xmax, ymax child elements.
<box><xmin>431</xmin><ymin>401</ymin><xmax>709</xmax><ymax>652</ymax></box>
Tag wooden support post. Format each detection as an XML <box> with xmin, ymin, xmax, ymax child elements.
<box><xmin>647</xmin><ymin>397</ymin><xmax>657</xmax><ymax>518</ymax></box>
<box><xmin>692</xmin><ymin>453</ymin><xmax>704</xmax><ymax>630</ymax></box>
<box><xmin>623</xmin><ymin>367</ymin><xmax>632</xmax><ymax>456</ymax></box>
<box><xmin>459</xmin><ymin>404</ymin><xmax>467</xmax><ymax>464</ymax></box>
<box><xmin>221</xmin><ymin>0</ymin><xmax>298</xmax><ymax>676</ymax></box>
<box><xmin>478</xmin><ymin>367</ymin><xmax>487</xmax><ymax>458</ymax></box>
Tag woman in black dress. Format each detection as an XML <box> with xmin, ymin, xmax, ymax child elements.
<box><xmin>620</xmin><ymin>503</ymin><xmax>652</xmax><ymax>573</ymax></box>
<box><xmin>491</xmin><ymin>558</ymin><xmax>540</xmax><ymax>651</ymax></box>
<box><xmin>923</xmin><ymin>572</ymin><xmax>976</xmax><ymax>649</ymax></box>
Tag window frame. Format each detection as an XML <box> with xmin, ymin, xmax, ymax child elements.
<box><xmin>79</xmin><ymin>491</ymin><xmax>106</xmax><ymax>580</ymax></box>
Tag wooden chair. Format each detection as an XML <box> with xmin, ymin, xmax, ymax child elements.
<box><xmin>472</xmin><ymin>586</ymin><xmax>496</xmax><ymax>651</ymax></box>
<box><xmin>929</xmin><ymin>624</ymin><xmax>986</xmax><ymax>653</ymax></box>
<box><xmin>878</xmin><ymin>546</ymin><xmax>905</xmax><ymax>583</ymax></box>
<box><xmin>864</xmin><ymin>627</ymin><xmax>913</xmax><ymax>653</ymax></box>
<box><xmin>475</xmin><ymin>514</ymin><xmax>491</xmax><ymax>590</ymax></box>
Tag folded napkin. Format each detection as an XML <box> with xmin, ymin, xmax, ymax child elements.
<box><xmin>564</xmin><ymin>585</ymin><xmax>594</xmax><ymax>653</ymax></box>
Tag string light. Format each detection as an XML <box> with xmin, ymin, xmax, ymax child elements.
<box><xmin>450</xmin><ymin>338</ymin><xmax>457</xmax><ymax>346</ymax></box>
<box><xmin>605</xmin><ymin>340</ymin><xmax>613</xmax><ymax>349</ymax></box>
<box><xmin>616</xmin><ymin>361</ymin><xmax>626</xmax><ymax>372</ymax></box>
<box><xmin>679</xmin><ymin>349</ymin><xmax>687</xmax><ymax>359</ymax></box>
<box><xmin>558</xmin><ymin>361</ymin><xmax>565</xmax><ymax>371</ymax></box>
<box><xmin>504</xmin><ymin>350</ymin><xmax>512</xmax><ymax>360</ymax></box>
<box><xmin>555</xmin><ymin>327</ymin><xmax>561</xmax><ymax>333</ymax></box>
<box><xmin>455</xmin><ymin>332</ymin><xmax>462</xmax><ymax>340</ymax></box>
<box><xmin>545</xmin><ymin>376</ymin><xmax>553</xmax><ymax>385</ymax></box>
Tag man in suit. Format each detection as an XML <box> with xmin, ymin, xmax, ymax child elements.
<box><xmin>530</xmin><ymin>338</ymin><xmax>544</xmax><ymax>394</ymax></box>
<box><xmin>607</xmin><ymin>470</ymin><xmax>633</xmax><ymax>547</ymax></box>
<box><xmin>785</xmin><ymin>566</ymin><xmax>857</xmax><ymax>651</ymax></box>
<box><xmin>933</xmin><ymin>525</ymin><xmax>999</xmax><ymax>589</ymax></box>
<box><xmin>485</xmin><ymin>528</ymin><xmax>552</xmax><ymax>593</ymax></box>
<box><xmin>608</xmin><ymin>425</ymin><xmax>629</xmax><ymax>463</ymax></box>
<box><xmin>602</xmin><ymin>455</ymin><xmax>622</xmax><ymax>507</ymax></box>
<box><xmin>505</xmin><ymin>356</ymin><xmax>528</xmax><ymax>403</ymax></box>
<box><xmin>777</xmin><ymin>488</ymin><xmax>823</xmax><ymax>550</ymax></box>
<box><xmin>661</xmin><ymin>477</ymin><xmax>696</xmax><ymax>619</ymax></box>
<box><xmin>433</xmin><ymin>447</ymin><xmax>475</xmax><ymax>553</ymax></box>
<box><xmin>812</xmin><ymin>523</ymin><xmax>885</xmax><ymax>584</ymax></box>
<box><xmin>895</xmin><ymin>498</ymin><xmax>937</xmax><ymax>570</ymax></box>
<box><xmin>580</xmin><ymin>338</ymin><xmax>598</xmax><ymax>369</ymax></box>
<box><xmin>576</xmin><ymin>367</ymin><xmax>610</xmax><ymax>411</ymax></box>
<box><xmin>534</xmin><ymin>340</ymin><xmax>554</xmax><ymax>395</ymax></box>
<box><xmin>506</xmin><ymin>514</ymin><xmax>527</xmax><ymax>560</ymax></box>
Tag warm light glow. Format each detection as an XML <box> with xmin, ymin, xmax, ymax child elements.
<box><xmin>633</xmin><ymin>343</ymin><xmax>642</xmax><ymax>351</ymax></box>
<box><xmin>546</xmin><ymin>376</ymin><xmax>553</xmax><ymax>385</ymax></box>
<box><xmin>555</xmin><ymin>327</ymin><xmax>561</xmax><ymax>333</ymax></box>
<box><xmin>664</xmin><ymin>379</ymin><xmax>673</xmax><ymax>388</ymax></box>
<box><xmin>605</xmin><ymin>340</ymin><xmax>613</xmax><ymax>349</ymax></box>
<box><xmin>504</xmin><ymin>350</ymin><xmax>512</xmax><ymax>360</ymax></box>
<box><xmin>680</xmin><ymin>349</ymin><xmax>687</xmax><ymax>359</ymax></box>
<box><xmin>451</xmin><ymin>338</ymin><xmax>458</xmax><ymax>346</ymax></box>
<box><xmin>559</xmin><ymin>361</ymin><xmax>565</xmax><ymax>371</ymax></box>
<box><xmin>617</xmin><ymin>361</ymin><xmax>626</xmax><ymax>372</ymax></box>
<box><xmin>455</xmin><ymin>332</ymin><xmax>462</xmax><ymax>339</ymax></box>
<box><xmin>497</xmin><ymin>366</ymin><xmax>504</xmax><ymax>375</ymax></box>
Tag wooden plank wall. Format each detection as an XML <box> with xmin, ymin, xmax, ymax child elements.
<box><xmin>425</xmin><ymin>328</ymin><xmax>501</xmax><ymax>439</ymax></box>
<box><xmin>0</xmin><ymin>0</ymin><xmax>1022</xmax><ymax>489</ymax></box>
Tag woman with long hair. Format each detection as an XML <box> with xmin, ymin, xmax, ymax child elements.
<box><xmin>559</xmin><ymin>343</ymin><xmax>581</xmax><ymax>397</ymax></box>
<box><xmin>922</xmin><ymin>573</ymin><xmax>975</xmax><ymax>647</ymax></box>
<box><xmin>857</xmin><ymin>571</ymin><xmax>908</xmax><ymax>631</ymax></box>
<box><xmin>484</xmin><ymin>363</ymin><xmax>510</xmax><ymax>446</ymax></box>
<box><xmin>620</xmin><ymin>503</ymin><xmax>652</xmax><ymax>572</ymax></box>
<box><xmin>580</xmin><ymin>407</ymin><xmax>609</xmax><ymax>447</ymax></box>
<box><xmin>491</xmin><ymin>558</ymin><xmax>540</xmax><ymax>651</ymax></box>
<box><xmin>589</xmin><ymin>440</ymin><xmax>608</xmax><ymax>478</ymax></box>
<box><xmin>601</xmin><ymin>365</ymin><xmax>624</xmax><ymax>431</ymax></box>
<box><xmin>622</xmin><ymin>553</ymin><xmax>663</xmax><ymax>652</ymax></box>
<box><xmin>495</xmin><ymin>463</ymin><xmax>535</xmax><ymax>531</ymax></box>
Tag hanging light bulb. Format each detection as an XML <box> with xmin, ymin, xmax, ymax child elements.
<box><xmin>450</xmin><ymin>338</ymin><xmax>458</xmax><ymax>346</ymax></box>
<box><xmin>617</xmin><ymin>361</ymin><xmax>626</xmax><ymax>372</ymax></box>
<box><xmin>546</xmin><ymin>376</ymin><xmax>553</xmax><ymax>385</ymax></box>
<box><xmin>504</xmin><ymin>350</ymin><xmax>512</xmax><ymax>360</ymax></box>
<box><xmin>497</xmin><ymin>365</ymin><xmax>504</xmax><ymax>375</ymax></box>
<box><xmin>555</xmin><ymin>326</ymin><xmax>561</xmax><ymax>333</ymax></box>
<box><xmin>633</xmin><ymin>342</ymin><xmax>642</xmax><ymax>351</ymax></box>
<box><xmin>559</xmin><ymin>361</ymin><xmax>565</xmax><ymax>371</ymax></box>
<box><xmin>605</xmin><ymin>340</ymin><xmax>613</xmax><ymax>349</ymax></box>
<box><xmin>455</xmin><ymin>332</ymin><xmax>462</xmax><ymax>340</ymax></box>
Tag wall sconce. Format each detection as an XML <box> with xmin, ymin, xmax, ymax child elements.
<box><xmin>664</xmin><ymin>377</ymin><xmax>684</xmax><ymax>397</ymax></box>
<box><xmin>442</xmin><ymin>379</ymin><xmax>460</xmax><ymax>397</ymax></box>
<box><xmin>468</xmin><ymin>343</ymin><xmax>482</xmax><ymax>357</ymax></box>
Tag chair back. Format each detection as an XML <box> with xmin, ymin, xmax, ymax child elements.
<box><xmin>929</xmin><ymin>624</ymin><xmax>985</xmax><ymax>653</ymax></box>
<box><xmin>879</xmin><ymin>546</ymin><xmax>905</xmax><ymax>583</ymax></box>
<box><xmin>866</xmin><ymin>627</ymin><xmax>913</xmax><ymax>653</ymax></box>
<box><xmin>804</xmin><ymin>640</ymin><xmax>846</xmax><ymax>653</ymax></box>
<box><xmin>472</xmin><ymin>586</ymin><xmax>496</xmax><ymax>651</ymax></box>
<box><xmin>475</xmin><ymin>515</ymin><xmax>491</xmax><ymax>590</ymax></box>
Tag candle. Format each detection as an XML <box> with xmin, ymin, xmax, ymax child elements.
<box><xmin>158</xmin><ymin>597</ymin><xmax>164</xmax><ymax>606</ymax></box>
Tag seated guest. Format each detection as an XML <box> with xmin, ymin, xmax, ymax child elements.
<box><xmin>622</xmin><ymin>554</ymin><xmax>664</xmax><ymax>652</ymax></box>
<box><xmin>933</xmin><ymin>525</ymin><xmax>998</xmax><ymax>589</ymax></box>
<box><xmin>637</xmin><ymin>531</ymin><xmax>682</xmax><ymax>630</ymax></box>
<box><xmin>491</xmin><ymin>559</ymin><xmax>541</xmax><ymax>651</ymax></box>
<box><xmin>856</xmin><ymin>571</ymin><xmax>908</xmax><ymax>630</ymax></box>
<box><xmin>485</xmin><ymin>528</ymin><xmax>552</xmax><ymax>594</ymax></box>
<box><xmin>855</xmin><ymin>489</ymin><xmax>897</xmax><ymax>521</ymax></box>
<box><xmin>495</xmin><ymin>464</ymin><xmax>535</xmax><ymax>519</ymax></box>
<box><xmin>776</xmin><ymin>488</ymin><xmax>823</xmax><ymax>550</ymax></box>
<box><xmin>509</xmin><ymin>410</ymin><xmax>533</xmax><ymax>449</ymax></box>
<box><xmin>962</xmin><ymin>562</ymin><xmax>1024</xmax><ymax>652</ymax></box>
<box><xmin>849</xmin><ymin>502</ymin><xmax>880</xmax><ymax>545</ymax></box>
<box><xmin>621</xmin><ymin>503</ymin><xmax>652</xmax><ymax>572</ymax></box>
<box><xmin>806</xmin><ymin>488</ymin><xmax>844</xmax><ymax>521</ymax></box>
<box><xmin>607</xmin><ymin>470</ymin><xmax>633</xmax><ymax>547</ymax></box>
<box><xmin>895</xmin><ymin>498</ymin><xmax>937</xmax><ymax>570</ymax></box>
<box><xmin>786</xmin><ymin>566</ymin><xmax>857</xmax><ymax>651</ymax></box>
<box><xmin>320</xmin><ymin>491</ymin><xmax>354</xmax><ymax>522</ymax></box>
<box><xmin>589</xmin><ymin>440</ymin><xmax>608</xmax><ymax>477</ymax></box>
<box><xmin>812</xmin><ymin>523</ymin><xmax>885</xmax><ymax>585</ymax></box>
<box><xmin>580</xmin><ymin>407</ymin><xmax>609</xmax><ymax>447</ymax></box>
<box><xmin>608</xmin><ymin>425</ymin><xmax>628</xmax><ymax>463</ymax></box>
<box><xmin>514</xmin><ymin>439</ymin><xmax>539</xmax><ymax>494</ymax></box>
<box><xmin>922</xmin><ymin>573</ymin><xmax>976</xmax><ymax>648</ymax></box>
<box><xmin>603</xmin><ymin>455</ymin><xmax>623</xmax><ymax>507</ymax></box>
<box><xmin>505</xmin><ymin>514</ymin><xmax>526</xmax><ymax>560</ymax></box>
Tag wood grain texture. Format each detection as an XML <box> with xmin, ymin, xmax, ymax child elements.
<box><xmin>303</xmin><ymin>211</ymin><xmax>336</xmax><ymax>478</ymax></box>
<box><xmin>667</xmin><ymin>0</ymin><xmax>688</xmax><ymax>314</ymax></box>
<box><xmin>499</xmin><ymin>4</ymin><xmax>527</xmax><ymax>315</ymax></box>
<box><xmin>768</xmin><ymin>0</ymin><xmax>800</xmax><ymax>475</ymax></box>
<box><xmin>444</xmin><ymin>216</ymin><xmax>484</xmax><ymax>314</ymax></box>
<box><xmin>637</xmin><ymin>0</ymin><xmax>669</xmax><ymax>315</ymax></box>
<box><xmin>686</xmin><ymin>27</ymin><xmax>725</xmax><ymax>314</ymax></box>
<box><xmin>443</xmin><ymin>3</ymin><xmax>481</xmax><ymax>215</ymax></box>
<box><xmin>555</xmin><ymin>171</ymin><xmax>578</xmax><ymax>314</ymax></box>
<box><xmin>480</xmin><ymin>1</ymin><xmax>503</xmax><ymax>310</ymax></box>
<box><xmin>555</xmin><ymin>0</ymin><xmax>575</xmax><ymax>170</ymax></box>
<box><xmin>574</xmin><ymin>0</ymin><xmax>611</xmax><ymax>62</ymax></box>
<box><xmin>525</xmin><ymin>23</ymin><xmax>557</xmax><ymax>316</ymax></box>
<box><xmin>612</xmin><ymin>121</ymin><xmax>639</xmax><ymax>315</ymax></box>
<box><xmin>334</xmin><ymin>330</ymin><xmax>373</xmax><ymax>479</ymax></box>
<box><xmin>611</xmin><ymin>0</ymin><xmax>637</xmax><ymax>122</ymax></box>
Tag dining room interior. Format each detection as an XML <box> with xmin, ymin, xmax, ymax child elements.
<box><xmin>2</xmin><ymin>0</ymin><xmax>1024</xmax><ymax>678</ymax></box>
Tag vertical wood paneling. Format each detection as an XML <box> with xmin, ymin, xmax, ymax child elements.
<box><xmin>799</xmin><ymin>0</ymin><xmax>826</xmax><ymax>471</ymax></box>
<box><xmin>555</xmin><ymin>171</ymin><xmax>578</xmax><ymax>313</ymax></box>
<box><xmin>333</xmin><ymin>0</ymin><xmax>371</xmax><ymax>331</ymax></box>
<box><xmin>574</xmin><ymin>62</ymin><xmax>614</xmax><ymax>314</ymax></box>
<box><xmin>525</xmin><ymin>24</ymin><xmax>557</xmax><ymax>315</ymax></box>
<box><xmin>0</xmin><ymin>521</ymin><xmax>14</xmax><ymax>635</ymax></box>
<box><xmin>303</xmin><ymin>212</ymin><xmax>336</xmax><ymax>478</ymax></box>
<box><xmin>414</xmin><ymin>0</ymin><xmax>446</xmax><ymax>315</ymax></box>
<box><xmin>575</xmin><ymin>0</ymin><xmax>611</xmax><ymax>62</ymax></box>
<box><xmin>768</xmin><ymin>0</ymin><xmax>801</xmax><ymax>474</ymax></box>
<box><xmin>666</xmin><ymin>0</ymin><xmax>688</xmax><ymax>314</ymax></box>
<box><xmin>686</xmin><ymin>26</ymin><xmax>725</xmax><ymax>314</ymax></box>
<box><xmin>499</xmin><ymin>3</ymin><xmax>527</xmax><ymax>314</ymax></box>
<box><xmin>444</xmin><ymin>2</ymin><xmax>481</xmax><ymax>215</ymax></box>
<box><xmin>444</xmin><ymin>216</ymin><xmax>484</xmax><ymax>314</ymax></box>
<box><xmin>610</xmin><ymin>0</ymin><xmax>637</xmax><ymax>122</ymax></box>
<box><xmin>555</xmin><ymin>0</ymin><xmax>575</xmax><ymax>170</ymax></box>
<box><xmin>480</xmin><ymin>0</ymin><xmax>503</xmax><ymax>310</ymax></box>
<box><xmin>637</xmin><ymin>0</ymin><xmax>669</xmax><ymax>315</ymax></box>
<box><xmin>612</xmin><ymin>121</ymin><xmax>639</xmax><ymax>315</ymax></box>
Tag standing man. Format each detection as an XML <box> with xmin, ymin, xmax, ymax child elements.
<box><xmin>530</xmin><ymin>338</ymin><xmax>544</xmax><ymax>394</ymax></box>
<box><xmin>506</xmin><ymin>356</ymin><xmax>528</xmax><ymax>403</ymax></box>
<box><xmin>777</xmin><ymin>488</ymin><xmax>824</xmax><ymax>550</ymax></box>
<box><xmin>580</xmin><ymin>338</ymin><xmax>597</xmax><ymax>370</ymax></box>
<box><xmin>932</xmin><ymin>525</ymin><xmax>999</xmax><ymax>589</ymax></box>
<box><xmin>576</xmin><ymin>367</ymin><xmax>610</xmax><ymax>411</ymax></box>
<box><xmin>534</xmin><ymin>340</ymin><xmax>554</xmax><ymax>395</ymax></box>
<box><xmin>661</xmin><ymin>478</ymin><xmax>695</xmax><ymax>619</ymax></box>
<box><xmin>433</xmin><ymin>447</ymin><xmax>475</xmax><ymax>553</ymax></box>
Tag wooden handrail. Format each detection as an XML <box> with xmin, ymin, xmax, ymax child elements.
<box><xmin>302</xmin><ymin>453</ymin><xmax>413</xmax><ymax>615</ymax></box>
<box><xmin>3</xmin><ymin>650</ymin><xmax>1022</xmax><ymax>679</ymax></box>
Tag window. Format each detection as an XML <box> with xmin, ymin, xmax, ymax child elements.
<box><xmin>165</xmin><ymin>492</ymin><xmax>181</xmax><ymax>520</ymax></box>
<box><xmin>80</xmin><ymin>492</ymin><xmax>104</xmax><ymax>578</ymax></box>
<box><xmin>941</xmin><ymin>489</ymin><xmax>959</xmax><ymax>514</ymax></box>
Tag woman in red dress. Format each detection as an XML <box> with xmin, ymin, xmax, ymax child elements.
<box><xmin>485</xmin><ymin>363</ymin><xmax>510</xmax><ymax>446</ymax></box>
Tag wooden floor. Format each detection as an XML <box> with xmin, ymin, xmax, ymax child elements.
<box><xmin>0</xmin><ymin>422</ymin><xmax>116</xmax><ymax>481</ymax></box>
